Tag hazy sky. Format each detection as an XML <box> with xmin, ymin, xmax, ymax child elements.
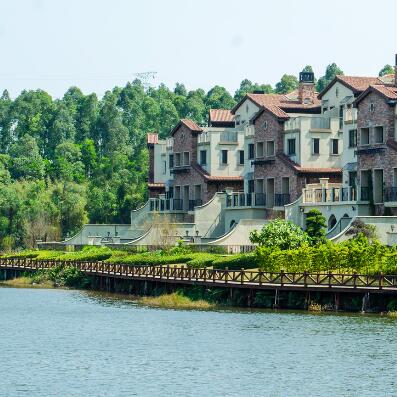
<box><xmin>1</xmin><ymin>0</ymin><xmax>396</xmax><ymax>98</ymax></box>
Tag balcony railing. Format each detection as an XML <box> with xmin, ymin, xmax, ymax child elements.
<box><xmin>188</xmin><ymin>199</ymin><xmax>203</xmax><ymax>211</ymax></box>
<box><xmin>198</xmin><ymin>132</ymin><xmax>210</xmax><ymax>144</ymax></box>
<box><xmin>166</xmin><ymin>137</ymin><xmax>174</xmax><ymax>149</ymax></box>
<box><xmin>274</xmin><ymin>193</ymin><xmax>291</xmax><ymax>207</ymax></box>
<box><xmin>384</xmin><ymin>187</ymin><xmax>397</xmax><ymax>202</ymax></box>
<box><xmin>226</xmin><ymin>192</ymin><xmax>266</xmax><ymax>208</ymax></box>
<box><xmin>310</xmin><ymin>117</ymin><xmax>330</xmax><ymax>130</ymax></box>
<box><xmin>360</xmin><ymin>187</ymin><xmax>372</xmax><ymax>202</ymax></box>
<box><xmin>220</xmin><ymin>131</ymin><xmax>238</xmax><ymax>142</ymax></box>
<box><xmin>149</xmin><ymin>198</ymin><xmax>184</xmax><ymax>212</ymax></box>
<box><xmin>303</xmin><ymin>186</ymin><xmax>356</xmax><ymax>204</ymax></box>
<box><xmin>284</xmin><ymin>118</ymin><xmax>301</xmax><ymax>131</ymax></box>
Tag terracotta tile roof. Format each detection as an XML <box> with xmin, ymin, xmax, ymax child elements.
<box><xmin>209</xmin><ymin>109</ymin><xmax>234</xmax><ymax>123</ymax></box>
<box><xmin>170</xmin><ymin>119</ymin><xmax>203</xmax><ymax>136</ymax></box>
<box><xmin>147</xmin><ymin>133</ymin><xmax>159</xmax><ymax>144</ymax></box>
<box><xmin>148</xmin><ymin>183</ymin><xmax>165</xmax><ymax>188</ymax></box>
<box><xmin>378</xmin><ymin>73</ymin><xmax>395</xmax><ymax>85</ymax></box>
<box><xmin>354</xmin><ymin>84</ymin><xmax>397</xmax><ymax>105</ymax></box>
<box><xmin>318</xmin><ymin>75</ymin><xmax>382</xmax><ymax>98</ymax></box>
<box><xmin>180</xmin><ymin>119</ymin><xmax>202</xmax><ymax>131</ymax></box>
<box><xmin>192</xmin><ymin>163</ymin><xmax>243</xmax><ymax>182</ymax></box>
<box><xmin>277</xmin><ymin>153</ymin><xmax>342</xmax><ymax>174</ymax></box>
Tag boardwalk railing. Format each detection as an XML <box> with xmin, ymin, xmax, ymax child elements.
<box><xmin>1</xmin><ymin>258</ymin><xmax>397</xmax><ymax>293</ymax></box>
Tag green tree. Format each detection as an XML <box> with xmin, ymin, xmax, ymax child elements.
<box><xmin>250</xmin><ymin>219</ymin><xmax>309</xmax><ymax>250</ymax></box>
<box><xmin>206</xmin><ymin>86</ymin><xmax>236</xmax><ymax>110</ymax></box>
<box><xmin>316</xmin><ymin>63</ymin><xmax>344</xmax><ymax>92</ymax></box>
<box><xmin>379</xmin><ymin>64</ymin><xmax>394</xmax><ymax>77</ymax></box>
<box><xmin>234</xmin><ymin>79</ymin><xmax>273</xmax><ymax>101</ymax></box>
<box><xmin>305</xmin><ymin>209</ymin><xmax>327</xmax><ymax>245</ymax></box>
<box><xmin>9</xmin><ymin>135</ymin><xmax>45</xmax><ymax>180</ymax></box>
<box><xmin>275</xmin><ymin>74</ymin><xmax>299</xmax><ymax>94</ymax></box>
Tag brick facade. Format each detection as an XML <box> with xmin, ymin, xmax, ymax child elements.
<box><xmin>356</xmin><ymin>90</ymin><xmax>397</xmax><ymax>214</ymax></box>
<box><xmin>171</xmin><ymin>123</ymin><xmax>243</xmax><ymax>203</ymax></box>
<box><xmin>253</xmin><ymin>110</ymin><xmax>306</xmax><ymax>202</ymax></box>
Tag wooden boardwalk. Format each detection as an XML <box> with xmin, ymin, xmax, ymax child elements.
<box><xmin>1</xmin><ymin>258</ymin><xmax>397</xmax><ymax>294</ymax></box>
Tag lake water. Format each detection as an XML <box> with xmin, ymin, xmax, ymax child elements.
<box><xmin>1</xmin><ymin>287</ymin><xmax>397</xmax><ymax>397</ymax></box>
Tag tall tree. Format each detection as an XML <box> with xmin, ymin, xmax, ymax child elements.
<box><xmin>379</xmin><ymin>64</ymin><xmax>394</xmax><ymax>77</ymax></box>
<box><xmin>275</xmin><ymin>74</ymin><xmax>299</xmax><ymax>94</ymax></box>
<box><xmin>316</xmin><ymin>63</ymin><xmax>344</xmax><ymax>92</ymax></box>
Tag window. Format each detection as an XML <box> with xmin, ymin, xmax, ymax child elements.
<box><xmin>331</xmin><ymin>139</ymin><xmax>339</xmax><ymax>155</ymax></box>
<box><xmin>199</xmin><ymin>150</ymin><xmax>207</xmax><ymax>165</ymax></box>
<box><xmin>339</xmin><ymin>106</ymin><xmax>344</xmax><ymax>129</ymax></box>
<box><xmin>370</xmin><ymin>103</ymin><xmax>375</xmax><ymax>113</ymax></box>
<box><xmin>248</xmin><ymin>143</ymin><xmax>255</xmax><ymax>159</ymax></box>
<box><xmin>175</xmin><ymin>152</ymin><xmax>181</xmax><ymax>167</ymax></box>
<box><xmin>374</xmin><ymin>126</ymin><xmax>384</xmax><ymax>143</ymax></box>
<box><xmin>262</xmin><ymin>121</ymin><xmax>268</xmax><ymax>130</ymax></box>
<box><xmin>256</xmin><ymin>142</ymin><xmax>264</xmax><ymax>158</ymax></box>
<box><xmin>221</xmin><ymin>150</ymin><xmax>228</xmax><ymax>164</ymax></box>
<box><xmin>287</xmin><ymin>138</ymin><xmax>296</xmax><ymax>155</ymax></box>
<box><xmin>248</xmin><ymin>180</ymin><xmax>255</xmax><ymax>193</ymax></box>
<box><xmin>361</xmin><ymin>128</ymin><xmax>369</xmax><ymax>145</ymax></box>
<box><xmin>235</xmin><ymin>115</ymin><xmax>240</xmax><ymax>126</ymax></box>
<box><xmin>266</xmin><ymin>141</ymin><xmax>275</xmax><ymax>157</ymax></box>
<box><xmin>238</xmin><ymin>150</ymin><xmax>244</xmax><ymax>165</ymax></box>
<box><xmin>335</xmin><ymin>87</ymin><xmax>339</xmax><ymax>98</ymax></box>
<box><xmin>312</xmin><ymin>138</ymin><xmax>320</xmax><ymax>155</ymax></box>
<box><xmin>183</xmin><ymin>151</ymin><xmax>190</xmax><ymax>166</ymax></box>
<box><xmin>163</xmin><ymin>161</ymin><xmax>166</xmax><ymax>174</ymax></box>
<box><xmin>169</xmin><ymin>154</ymin><xmax>174</xmax><ymax>169</ymax></box>
<box><xmin>348</xmin><ymin>130</ymin><xmax>357</xmax><ymax>148</ymax></box>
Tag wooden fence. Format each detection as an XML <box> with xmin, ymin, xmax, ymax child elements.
<box><xmin>1</xmin><ymin>258</ymin><xmax>397</xmax><ymax>293</ymax></box>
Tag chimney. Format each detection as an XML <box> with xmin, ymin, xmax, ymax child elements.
<box><xmin>298</xmin><ymin>72</ymin><xmax>315</xmax><ymax>104</ymax></box>
<box><xmin>395</xmin><ymin>54</ymin><xmax>397</xmax><ymax>87</ymax></box>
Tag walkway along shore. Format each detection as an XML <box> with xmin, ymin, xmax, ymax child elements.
<box><xmin>2</xmin><ymin>258</ymin><xmax>397</xmax><ymax>311</ymax></box>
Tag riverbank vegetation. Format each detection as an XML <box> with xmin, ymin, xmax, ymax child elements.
<box><xmin>139</xmin><ymin>292</ymin><xmax>214</xmax><ymax>310</ymax></box>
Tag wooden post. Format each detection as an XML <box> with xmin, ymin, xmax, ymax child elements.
<box><xmin>225</xmin><ymin>267</ymin><xmax>229</xmax><ymax>284</ymax></box>
<box><xmin>240</xmin><ymin>268</ymin><xmax>244</xmax><ymax>285</ymax></box>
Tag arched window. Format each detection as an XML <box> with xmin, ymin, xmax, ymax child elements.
<box><xmin>328</xmin><ymin>215</ymin><xmax>337</xmax><ymax>230</ymax></box>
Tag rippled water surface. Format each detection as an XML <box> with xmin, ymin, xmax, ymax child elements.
<box><xmin>1</xmin><ymin>287</ymin><xmax>397</xmax><ymax>396</ymax></box>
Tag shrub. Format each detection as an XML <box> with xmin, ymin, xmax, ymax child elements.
<box><xmin>305</xmin><ymin>209</ymin><xmax>327</xmax><ymax>245</ymax></box>
<box><xmin>186</xmin><ymin>253</ymin><xmax>219</xmax><ymax>268</ymax></box>
<box><xmin>250</xmin><ymin>219</ymin><xmax>309</xmax><ymax>250</ymax></box>
<box><xmin>212</xmin><ymin>253</ymin><xmax>258</xmax><ymax>270</ymax></box>
<box><xmin>346</xmin><ymin>219</ymin><xmax>377</xmax><ymax>240</ymax></box>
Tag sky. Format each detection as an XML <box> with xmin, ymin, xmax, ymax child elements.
<box><xmin>0</xmin><ymin>0</ymin><xmax>396</xmax><ymax>99</ymax></box>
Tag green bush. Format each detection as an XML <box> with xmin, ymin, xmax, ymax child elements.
<box><xmin>212</xmin><ymin>253</ymin><xmax>258</xmax><ymax>270</ymax></box>
<box><xmin>250</xmin><ymin>219</ymin><xmax>309</xmax><ymax>249</ymax></box>
<box><xmin>186</xmin><ymin>253</ymin><xmax>219</xmax><ymax>268</ymax></box>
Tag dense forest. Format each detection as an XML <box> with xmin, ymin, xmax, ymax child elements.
<box><xmin>0</xmin><ymin>62</ymin><xmax>392</xmax><ymax>248</ymax></box>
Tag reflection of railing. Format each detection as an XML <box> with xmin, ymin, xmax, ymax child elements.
<box><xmin>303</xmin><ymin>187</ymin><xmax>356</xmax><ymax>203</ymax></box>
<box><xmin>274</xmin><ymin>193</ymin><xmax>291</xmax><ymax>207</ymax></box>
<box><xmin>384</xmin><ymin>187</ymin><xmax>397</xmax><ymax>202</ymax></box>
<box><xmin>226</xmin><ymin>192</ymin><xmax>266</xmax><ymax>208</ymax></box>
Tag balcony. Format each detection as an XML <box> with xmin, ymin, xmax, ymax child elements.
<box><xmin>310</xmin><ymin>117</ymin><xmax>330</xmax><ymax>130</ymax></box>
<box><xmin>344</xmin><ymin>109</ymin><xmax>357</xmax><ymax>125</ymax></box>
<box><xmin>274</xmin><ymin>193</ymin><xmax>291</xmax><ymax>207</ymax></box>
<box><xmin>303</xmin><ymin>185</ymin><xmax>356</xmax><ymax>204</ymax></box>
<box><xmin>220</xmin><ymin>131</ymin><xmax>238</xmax><ymax>143</ymax></box>
<box><xmin>188</xmin><ymin>199</ymin><xmax>203</xmax><ymax>211</ymax></box>
<box><xmin>149</xmin><ymin>198</ymin><xmax>184</xmax><ymax>212</ymax></box>
<box><xmin>198</xmin><ymin>132</ymin><xmax>210</xmax><ymax>144</ymax></box>
<box><xmin>284</xmin><ymin>117</ymin><xmax>301</xmax><ymax>132</ymax></box>
<box><xmin>170</xmin><ymin>164</ymin><xmax>190</xmax><ymax>174</ymax></box>
<box><xmin>166</xmin><ymin>137</ymin><xmax>174</xmax><ymax>149</ymax></box>
<box><xmin>226</xmin><ymin>192</ymin><xmax>266</xmax><ymax>208</ymax></box>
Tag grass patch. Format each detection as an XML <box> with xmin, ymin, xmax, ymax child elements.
<box><xmin>139</xmin><ymin>292</ymin><xmax>215</xmax><ymax>310</ymax></box>
<box><xmin>0</xmin><ymin>276</ymin><xmax>54</xmax><ymax>288</ymax></box>
<box><xmin>387</xmin><ymin>311</ymin><xmax>397</xmax><ymax>318</ymax></box>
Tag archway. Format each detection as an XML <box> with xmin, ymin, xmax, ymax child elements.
<box><xmin>328</xmin><ymin>214</ymin><xmax>337</xmax><ymax>230</ymax></box>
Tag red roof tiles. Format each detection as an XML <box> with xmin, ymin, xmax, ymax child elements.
<box><xmin>354</xmin><ymin>84</ymin><xmax>397</xmax><ymax>105</ymax></box>
<box><xmin>209</xmin><ymin>109</ymin><xmax>234</xmax><ymax>123</ymax></box>
<box><xmin>278</xmin><ymin>153</ymin><xmax>342</xmax><ymax>174</ymax></box>
<box><xmin>318</xmin><ymin>75</ymin><xmax>382</xmax><ymax>98</ymax></box>
<box><xmin>170</xmin><ymin>119</ymin><xmax>203</xmax><ymax>136</ymax></box>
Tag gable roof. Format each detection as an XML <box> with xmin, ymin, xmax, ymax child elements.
<box><xmin>209</xmin><ymin>109</ymin><xmax>234</xmax><ymax>123</ymax></box>
<box><xmin>318</xmin><ymin>75</ymin><xmax>382</xmax><ymax>99</ymax></box>
<box><xmin>147</xmin><ymin>133</ymin><xmax>159</xmax><ymax>144</ymax></box>
<box><xmin>191</xmin><ymin>163</ymin><xmax>243</xmax><ymax>182</ymax></box>
<box><xmin>354</xmin><ymin>84</ymin><xmax>397</xmax><ymax>105</ymax></box>
<box><xmin>232</xmin><ymin>92</ymin><xmax>321</xmax><ymax>121</ymax></box>
<box><xmin>170</xmin><ymin>119</ymin><xmax>203</xmax><ymax>136</ymax></box>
